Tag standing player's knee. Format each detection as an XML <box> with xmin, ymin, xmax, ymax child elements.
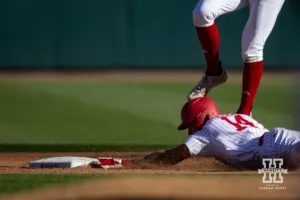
<box><xmin>242</xmin><ymin>44</ymin><xmax>264</xmax><ymax>63</ymax></box>
<box><xmin>193</xmin><ymin>4</ymin><xmax>217</xmax><ymax>27</ymax></box>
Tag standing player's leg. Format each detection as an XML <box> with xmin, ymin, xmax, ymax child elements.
<box><xmin>188</xmin><ymin>0</ymin><xmax>249</xmax><ymax>100</ymax></box>
<box><xmin>237</xmin><ymin>0</ymin><xmax>285</xmax><ymax>115</ymax></box>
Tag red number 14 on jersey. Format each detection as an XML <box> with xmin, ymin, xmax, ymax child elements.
<box><xmin>221</xmin><ymin>115</ymin><xmax>257</xmax><ymax>131</ymax></box>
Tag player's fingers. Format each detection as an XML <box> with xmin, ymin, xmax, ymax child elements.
<box><xmin>143</xmin><ymin>152</ymin><xmax>162</xmax><ymax>161</ymax></box>
<box><xmin>130</xmin><ymin>158</ymin><xmax>145</xmax><ymax>165</ymax></box>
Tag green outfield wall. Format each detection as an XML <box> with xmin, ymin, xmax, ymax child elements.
<box><xmin>0</xmin><ymin>0</ymin><xmax>299</xmax><ymax>69</ymax></box>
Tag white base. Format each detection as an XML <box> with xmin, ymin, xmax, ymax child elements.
<box><xmin>29</xmin><ymin>156</ymin><xmax>98</xmax><ymax>168</ymax></box>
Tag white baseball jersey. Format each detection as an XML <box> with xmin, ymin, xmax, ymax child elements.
<box><xmin>185</xmin><ymin>114</ymin><xmax>300</xmax><ymax>167</ymax></box>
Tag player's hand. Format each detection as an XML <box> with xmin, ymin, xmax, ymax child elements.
<box><xmin>129</xmin><ymin>157</ymin><xmax>146</xmax><ymax>165</ymax></box>
<box><xmin>143</xmin><ymin>152</ymin><xmax>165</xmax><ymax>164</ymax></box>
<box><xmin>128</xmin><ymin>152</ymin><xmax>164</xmax><ymax>166</ymax></box>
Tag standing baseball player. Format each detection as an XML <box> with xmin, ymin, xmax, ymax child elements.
<box><xmin>188</xmin><ymin>0</ymin><xmax>286</xmax><ymax>115</ymax></box>
<box><xmin>129</xmin><ymin>97</ymin><xmax>300</xmax><ymax>170</ymax></box>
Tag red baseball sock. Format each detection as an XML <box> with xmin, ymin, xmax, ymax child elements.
<box><xmin>195</xmin><ymin>23</ymin><xmax>222</xmax><ymax>76</ymax></box>
<box><xmin>237</xmin><ymin>61</ymin><xmax>263</xmax><ymax>115</ymax></box>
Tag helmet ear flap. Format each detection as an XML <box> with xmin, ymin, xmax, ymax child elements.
<box><xmin>195</xmin><ymin>113</ymin><xmax>209</xmax><ymax>129</ymax></box>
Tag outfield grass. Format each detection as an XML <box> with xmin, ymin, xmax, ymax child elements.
<box><xmin>0</xmin><ymin>174</ymin><xmax>107</xmax><ymax>195</ymax></box>
<box><xmin>0</xmin><ymin>78</ymin><xmax>294</xmax><ymax>152</ymax></box>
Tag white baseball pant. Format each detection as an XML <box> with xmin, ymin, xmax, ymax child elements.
<box><xmin>192</xmin><ymin>0</ymin><xmax>285</xmax><ymax>63</ymax></box>
<box><xmin>257</xmin><ymin>127</ymin><xmax>300</xmax><ymax>168</ymax></box>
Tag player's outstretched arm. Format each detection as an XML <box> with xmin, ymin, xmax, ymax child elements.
<box><xmin>133</xmin><ymin>144</ymin><xmax>191</xmax><ymax>166</ymax></box>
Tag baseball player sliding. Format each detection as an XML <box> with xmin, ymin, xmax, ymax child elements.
<box><xmin>188</xmin><ymin>0</ymin><xmax>285</xmax><ymax>116</ymax></box>
<box><xmin>96</xmin><ymin>97</ymin><xmax>299</xmax><ymax>170</ymax></box>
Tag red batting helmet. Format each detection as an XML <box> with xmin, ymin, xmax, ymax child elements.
<box><xmin>177</xmin><ymin>97</ymin><xmax>221</xmax><ymax>130</ymax></box>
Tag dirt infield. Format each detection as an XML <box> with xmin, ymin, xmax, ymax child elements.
<box><xmin>0</xmin><ymin>152</ymin><xmax>239</xmax><ymax>174</ymax></box>
<box><xmin>1</xmin><ymin>152</ymin><xmax>300</xmax><ymax>200</ymax></box>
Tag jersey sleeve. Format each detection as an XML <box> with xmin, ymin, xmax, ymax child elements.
<box><xmin>184</xmin><ymin>129</ymin><xmax>210</xmax><ymax>156</ymax></box>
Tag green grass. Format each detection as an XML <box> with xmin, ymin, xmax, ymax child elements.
<box><xmin>0</xmin><ymin>174</ymin><xmax>108</xmax><ymax>195</ymax></box>
<box><xmin>1</xmin><ymin>173</ymin><xmax>299</xmax><ymax>196</ymax></box>
<box><xmin>0</xmin><ymin>78</ymin><xmax>295</xmax><ymax>152</ymax></box>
